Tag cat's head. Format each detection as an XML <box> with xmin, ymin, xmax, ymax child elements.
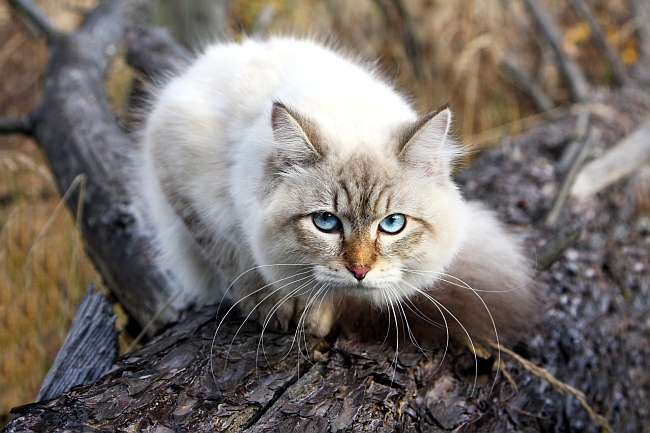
<box><xmin>254</xmin><ymin>102</ymin><xmax>468</xmax><ymax>305</ymax></box>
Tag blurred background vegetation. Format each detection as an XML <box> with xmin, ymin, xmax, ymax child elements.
<box><xmin>0</xmin><ymin>0</ymin><xmax>641</xmax><ymax>424</ymax></box>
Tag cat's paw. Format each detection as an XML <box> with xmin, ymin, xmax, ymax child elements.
<box><xmin>236</xmin><ymin>290</ymin><xmax>335</xmax><ymax>336</ymax></box>
<box><xmin>300</xmin><ymin>298</ymin><xmax>335</xmax><ymax>337</ymax></box>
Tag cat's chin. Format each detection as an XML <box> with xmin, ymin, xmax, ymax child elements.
<box><xmin>317</xmin><ymin>277</ymin><xmax>424</xmax><ymax>306</ymax></box>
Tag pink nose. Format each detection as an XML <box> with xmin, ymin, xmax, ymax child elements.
<box><xmin>348</xmin><ymin>266</ymin><xmax>371</xmax><ymax>280</ymax></box>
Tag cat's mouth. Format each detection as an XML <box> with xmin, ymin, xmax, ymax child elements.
<box><xmin>336</xmin><ymin>278</ymin><xmax>388</xmax><ymax>294</ymax></box>
<box><xmin>312</xmin><ymin>265</ymin><xmax>407</xmax><ymax>296</ymax></box>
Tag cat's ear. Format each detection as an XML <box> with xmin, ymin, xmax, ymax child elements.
<box><xmin>398</xmin><ymin>107</ymin><xmax>463</xmax><ymax>176</ymax></box>
<box><xmin>271</xmin><ymin>102</ymin><xmax>322</xmax><ymax>169</ymax></box>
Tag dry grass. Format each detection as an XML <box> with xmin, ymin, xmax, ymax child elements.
<box><xmin>0</xmin><ymin>0</ymin><xmax>641</xmax><ymax>424</ymax></box>
<box><xmin>0</xmin><ymin>0</ymin><xmax>102</xmax><ymax>422</ymax></box>
<box><xmin>225</xmin><ymin>0</ymin><xmax>639</xmax><ymax>141</ymax></box>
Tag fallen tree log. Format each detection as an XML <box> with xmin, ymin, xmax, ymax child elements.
<box><xmin>2</xmin><ymin>0</ymin><xmax>650</xmax><ymax>432</ymax></box>
<box><xmin>35</xmin><ymin>285</ymin><xmax>118</xmax><ymax>403</ymax></box>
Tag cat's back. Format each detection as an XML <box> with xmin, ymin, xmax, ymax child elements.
<box><xmin>150</xmin><ymin>37</ymin><xmax>411</xmax><ymax>138</ymax></box>
<box><xmin>156</xmin><ymin>38</ymin><xmax>359</xmax><ymax>113</ymax></box>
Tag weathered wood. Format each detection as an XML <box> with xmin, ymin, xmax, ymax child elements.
<box><xmin>6</xmin><ymin>310</ymin><xmax>469</xmax><ymax>432</ymax></box>
<box><xmin>126</xmin><ymin>26</ymin><xmax>191</xmax><ymax>81</ymax></box>
<box><xmin>36</xmin><ymin>285</ymin><xmax>118</xmax><ymax>402</ymax></box>
<box><xmin>7</xmin><ymin>0</ymin><xmax>183</xmax><ymax>334</ymax></box>
<box><xmin>571</xmin><ymin>119</ymin><xmax>650</xmax><ymax>199</ymax></box>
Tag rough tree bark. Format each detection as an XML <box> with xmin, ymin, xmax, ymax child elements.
<box><xmin>2</xmin><ymin>0</ymin><xmax>650</xmax><ymax>432</ymax></box>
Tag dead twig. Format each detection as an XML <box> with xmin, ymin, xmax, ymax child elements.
<box><xmin>520</xmin><ymin>0</ymin><xmax>591</xmax><ymax>101</ymax></box>
<box><xmin>557</xmin><ymin>105</ymin><xmax>590</xmax><ymax>173</ymax></box>
<box><xmin>567</xmin><ymin>0</ymin><xmax>629</xmax><ymax>86</ymax></box>
<box><xmin>500</xmin><ymin>56</ymin><xmax>555</xmax><ymax>112</ymax></box>
<box><xmin>535</xmin><ymin>223</ymin><xmax>582</xmax><ymax>273</ymax></box>
<box><xmin>7</xmin><ymin>0</ymin><xmax>60</xmax><ymax>41</ymax></box>
<box><xmin>0</xmin><ymin>114</ymin><xmax>34</xmax><ymax>135</ymax></box>
<box><xmin>492</xmin><ymin>343</ymin><xmax>614</xmax><ymax>433</ymax></box>
<box><xmin>546</xmin><ymin>127</ymin><xmax>600</xmax><ymax>225</ymax></box>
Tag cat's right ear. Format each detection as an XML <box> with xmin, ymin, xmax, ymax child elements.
<box><xmin>270</xmin><ymin>102</ymin><xmax>322</xmax><ymax>170</ymax></box>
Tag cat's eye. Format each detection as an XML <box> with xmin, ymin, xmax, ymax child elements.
<box><xmin>378</xmin><ymin>213</ymin><xmax>406</xmax><ymax>234</ymax></box>
<box><xmin>312</xmin><ymin>212</ymin><xmax>342</xmax><ymax>232</ymax></box>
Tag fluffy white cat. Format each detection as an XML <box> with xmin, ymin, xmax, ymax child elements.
<box><xmin>138</xmin><ymin>36</ymin><xmax>537</xmax><ymax>343</ymax></box>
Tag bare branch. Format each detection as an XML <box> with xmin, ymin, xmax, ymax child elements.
<box><xmin>27</xmin><ymin>0</ymin><xmax>176</xmax><ymax>334</ymax></box>
<box><xmin>571</xmin><ymin>119</ymin><xmax>650</xmax><ymax>199</ymax></box>
<box><xmin>126</xmin><ymin>26</ymin><xmax>191</xmax><ymax>81</ymax></box>
<box><xmin>500</xmin><ymin>56</ymin><xmax>555</xmax><ymax>112</ymax></box>
<box><xmin>0</xmin><ymin>114</ymin><xmax>33</xmax><ymax>135</ymax></box>
<box><xmin>568</xmin><ymin>0</ymin><xmax>630</xmax><ymax>86</ymax></box>
<box><xmin>7</xmin><ymin>0</ymin><xmax>60</xmax><ymax>40</ymax></box>
<box><xmin>557</xmin><ymin>106</ymin><xmax>590</xmax><ymax>173</ymax></box>
<box><xmin>535</xmin><ymin>223</ymin><xmax>582</xmax><ymax>272</ymax></box>
<box><xmin>631</xmin><ymin>0</ymin><xmax>650</xmax><ymax>61</ymax></box>
<box><xmin>546</xmin><ymin>127</ymin><xmax>600</xmax><ymax>226</ymax></box>
<box><xmin>520</xmin><ymin>0</ymin><xmax>591</xmax><ymax>101</ymax></box>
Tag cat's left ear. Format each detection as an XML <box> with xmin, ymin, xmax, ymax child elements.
<box><xmin>270</xmin><ymin>102</ymin><xmax>322</xmax><ymax>170</ymax></box>
<box><xmin>398</xmin><ymin>107</ymin><xmax>463</xmax><ymax>176</ymax></box>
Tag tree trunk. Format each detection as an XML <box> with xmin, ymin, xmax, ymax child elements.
<box><xmin>2</xmin><ymin>0</ymin><xmax>650</xmax><ymax>432</ymax></box>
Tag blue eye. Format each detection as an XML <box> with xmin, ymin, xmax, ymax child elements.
<box><xmin>378</xmin><ymin>214</ymin><xmax>406</xmax><ymax>234</ymax></box>
<box><xmin>312</xmin><ymin>212</ymin><xmax>342</xmax><ymax>232</ymax></box>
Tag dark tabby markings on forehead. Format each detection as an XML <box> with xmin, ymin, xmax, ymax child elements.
<box><xmin>335</xmin><ymin>155</ymin><xmax>393</xmax><ymax>219</ymax></box>
<box><xmin>333</xmin><ymin>189</ymin><xmax>340</xmax><ymax>213</ymax></box>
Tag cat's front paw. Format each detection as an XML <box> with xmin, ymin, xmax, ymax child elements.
<box><xmin>300</xmin><ymin>298</ymin><xmax>335</xmax><ymax>337</ymax></box>
<box><xmin>237</xmin><ymin>291</ymin><xmax>335</xmax><ymax>336</ymax></box>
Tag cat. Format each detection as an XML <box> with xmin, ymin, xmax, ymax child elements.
<box><xmin>137</xmin><ymin>36</ymin><xmax>538</xmax><ymax>346</ymax></box>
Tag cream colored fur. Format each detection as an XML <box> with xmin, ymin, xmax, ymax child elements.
<box><xmin>137</xmin><ymin>36</ymin><xmax>537</xmax><ymax>341</ymax></box>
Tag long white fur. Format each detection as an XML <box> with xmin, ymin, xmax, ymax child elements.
<box><xmin>137</xmin><ymin>36</ymin><xmax>535</xmax><ymax>339</ymax></box>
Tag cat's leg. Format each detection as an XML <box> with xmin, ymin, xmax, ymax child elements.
<box><xmin>231</xmin><ymin>273</ymin><xmax>335</xmax><ymax>336</ymax></box>
<box><xmin>298</xmin><ymin>295</ymin><xmax>335</xmax><ymax>337</ymax></box>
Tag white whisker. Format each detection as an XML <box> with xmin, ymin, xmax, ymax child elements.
<box><xmin>397</xmin><ymin>277</ymin><xmax>478</xmax><ymax>395</ymax></box>
<box><xmin>256</xmin><ymin>277</ymin><xmax>318</xmax><ymax>369</ymax></box>
<box><xmin>401</xmin><ymin>268</ymin><xmax>502</xmax><ymax>392</ymax></box>
<box><xmin>389</xmin><ymin>284</ymin><xmax>426</xmax><ymax>355</ymax></box>
<box><xmin>293</xmin><ymin>283</ymin><xmax>329</xmax><ymax>365</ymax></box>
<box><xmin>384</xmin><ymin>288</ymin><xmax>401</xmax><ymax>384</ymax></box>
<box><xmin>210</xmin><ymin>269</ymin><xmax>314</xmax><ymax>386</ymax></box>
<box><xmin>395</xmin><ymin>279</ymin><xmax>450</xmax><ymax>380</ymax></box>
<box><xmin>401</xmin><ymin>267</ymin><xmax>531</xmax><ymax>293</ymax></box>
